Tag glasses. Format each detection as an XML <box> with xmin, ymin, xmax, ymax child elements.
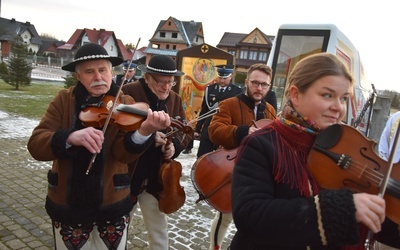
<box><xmin>249</xmin><ymin>79</ymin><xmax>271</xmax><ymax>89</ymax></box>
<box><xmin>149</xmin><ymin>74</ymin><xmax>176</xmax><ymax>87</ymax></box>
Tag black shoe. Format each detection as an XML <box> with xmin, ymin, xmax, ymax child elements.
<box><xmin>182</xmin><ymin>149</ymin><xmax>192</xmax><ymax>154</ymax></box>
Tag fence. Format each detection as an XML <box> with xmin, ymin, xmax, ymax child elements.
<box><xmin>28</xmin><ymin>55</ymin><xmax>73</xmax><ymax>68</ymax></box>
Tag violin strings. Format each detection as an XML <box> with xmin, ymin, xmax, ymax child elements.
<box><xmin>344</xmin><ymin>158</ymin><xmax>400</xmax><ymax>194</ymax></box>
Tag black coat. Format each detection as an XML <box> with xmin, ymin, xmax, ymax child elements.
<box><xmin>231</xmin><ymin>120</ymin><xmax>361</xmax><ymax>249</ymax></box>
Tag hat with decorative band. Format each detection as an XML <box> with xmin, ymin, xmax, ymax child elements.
<box><xmin>217</xmin><ymin>64</ymin><xmax>234</xmax><ymax>78</ymax></box>
<box><xmin>62</xmin><ymin>43</ymin><xmax>123</xmax><ymax>72</ymax></box>
<box><xmin>138</xmin><ymin>55</ymin><xmax>184</xmax><ymax>76</ymax></box>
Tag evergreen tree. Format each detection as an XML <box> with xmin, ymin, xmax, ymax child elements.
<box><xmin>63</xmin><ymin>73</ymin><xmax>77</xmax><ymax>89</ymax></box>
<box><xmin>0</xmin><ymin>61</ymin><xmax>9</xmax><ymax>79</ymax></box>
<box><xmin>1</xmin><ymin>36</ymin><xmax>33</xmax><ymax>90</ymax></box>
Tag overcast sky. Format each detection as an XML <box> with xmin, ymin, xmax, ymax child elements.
<box><xmin>3</xmin><ymin>0</ymin><xmax>399</xmax><ymax>92</ymax></box>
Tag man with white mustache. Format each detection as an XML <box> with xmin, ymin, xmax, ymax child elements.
<box><xmin>28</xmin><ymin>43</ymin><xmax>171</xmax><ymax>250</ymax></box>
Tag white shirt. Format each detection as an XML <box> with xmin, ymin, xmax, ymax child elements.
<box><xmin>378</xmin><ymin>111</ymin><xmax>400</xmax><ymax>163</ymax></box>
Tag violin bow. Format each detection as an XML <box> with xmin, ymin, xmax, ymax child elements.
<box><xmin>364</xmin><ymin>120</ymin><xmax>400</xmax><ymax>248</ymax></box>
<box><xmin>163</xmin><ymin>108</ymin><xmax>219</xmax><ymax>138</ymax></box>
<box><xmin>86</xmin><ymin>38</ymin><xmax>141</xmax><ymax>175</ymax></box>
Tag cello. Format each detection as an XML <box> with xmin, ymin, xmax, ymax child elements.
<box><xmin>191</xmin><ymin>119</ymin><xmax>273</xmax><ymax>213</ymax></box>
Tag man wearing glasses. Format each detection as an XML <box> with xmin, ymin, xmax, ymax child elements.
<box><xmin>122</xmin><ymin>55</ymin><xmax>191</xmax><ymax>250</ymax></box>
<box><xmin>207</xmin><ymin>63</ymin><xmax>276</xmax><ymax>250</ymax></box>
<box><xmin>194</xmin><ymin>65</ymin><xmax>242</xmax><ymax>158</ymax></box>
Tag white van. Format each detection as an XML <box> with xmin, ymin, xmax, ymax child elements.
<box><xmin>267</xmin><ymin>24</ymin><xmax>374</xmax><ymax>135</ymax></box>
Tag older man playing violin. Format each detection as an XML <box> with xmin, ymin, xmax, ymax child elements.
<box><xmin>122</xmin><ymin>55</ymin><xmax>191</xmax><ymax>250</ymax></box>
<box><xmin>27</xmin><ymin>43</ymin><xmax>170</xmax><ymax>250</ymax></box>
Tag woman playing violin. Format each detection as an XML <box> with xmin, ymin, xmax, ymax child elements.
<box><xmin>27</xmin><ymin>43</ymin><xmax>171</xmax><ymax>250</ymax></box>
<box><xmin>230</xmin><ymin>53</ymin><xmax>396</xmax><ymax>249</ymax></box>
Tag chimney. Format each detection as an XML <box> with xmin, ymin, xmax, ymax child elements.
<box><xmin>26</xmin><ymin>21</ymin><xmax>30</xmax><ymax>25</ymax></box>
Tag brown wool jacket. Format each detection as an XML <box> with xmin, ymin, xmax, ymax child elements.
<box><xmin>122</xmin><ymin>79</ymin><xmax>191</xmax><ymax>197</ymax></box>
<box><xmin>208</xmin><ymin>93</ymin><xmax>276</xmax><ymax>150</ymax></box>
<box><xmin>27</xmin><ymin>84</ymin><xmax>152</xmax><ymax>224</ymax></box>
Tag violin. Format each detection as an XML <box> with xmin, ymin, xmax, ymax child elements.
<box><xmin>307</xmin><ymin>123</ymin><xmax>400</xmax><ymax>225</ymax></box>
<box><xmin>79</xmin><ymin>95</ymin><xmax>150</xmax><ymax>131</ymax></box>
<box><xmin>191</xmin><ymin>118</ymin><xmax>273</xmax><ymax>213</ymax></box>
<box><xmin>158</xmin><ymin>118</ymin><xmax>193</xmax><ymax>214</ymax></box>
<box><xmin>80</xmin><ymin>38</ymin><xmax>142</xmax><ymax>175</ymax></box>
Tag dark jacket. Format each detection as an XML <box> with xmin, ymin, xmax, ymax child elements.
<box><xmin>264</xmin><ymin>89</ymin><xmax>277</xmax><ymax>111</ymax></box>
<box><xmin>122</xmin><ymin>78</ymin><xmax>190</xmax><ymax>198</ymax></box>
<box><xmin>231</xmin><ymin>118</ymin><xmax>400</xmax><ymax>249</ymax></box>
<box><xmin>231</xmin><ymin>120</ymin><xmax>360</xmax><ymax>249</ymax></box>
<box><xmin>115</xmin><ymin>74</ymin><xmax>135</xmax><ymax>87</ymax></box>
<box><xmin>28</xmin><ymin>82</ymin><xmax>153</xmax><ymax>224</ymax></box>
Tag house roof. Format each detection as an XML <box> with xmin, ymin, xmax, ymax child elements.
<box><xmin>117</xmin><ymin>39</ymin><xmax>132</xmax><ymax>61</ymax></box>
<box><xmin>217</xmin><ymin>28</ymin><xmax>274</xmax><ymax>47</ymax></box>
<box><xmin>144</xmin><ymin>47</ymin><xmax>177</xmax><ymax>57</ymax></box>
<box><xmin>152</xmin><ymin>16</ymin><xmax>203</xmax><ymax>46</ymax></box>
<box><xmin>0</xmin><ymin>17</ymin><xmax>42</xmax><ymax>45</ymax></box>
<box><xmin>57</xmin><ymin>29</ymin><xmax>83</xmax><ymax>50</ymax></box>
<box><xmin>38</xmin><ymin>38</ymin><xmax>65</xmax><ymax>53</ymax></box>
<box><xmin>85</xmin><ymin>28</ymin><xmax>114</xmax><ymax>46</ymax></box>
<box><xmin>217</xmin><ymin>32</ymin><xmax>247</xmax><ymax>47</ymax></box>
<box><xmin>58</xmin><ymin>28</ymin><xmax>116</xmax><ymax>51</ymax></box>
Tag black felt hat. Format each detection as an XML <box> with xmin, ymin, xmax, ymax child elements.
<box><xmin>62</xmin><ymin>43</ymin><xmax>123</xmax><ymax>72</ymax></box>
<box><xmin>138</xmin><ymin>55</ymin><xmax>184</xmax><ymax>76</ymax></box>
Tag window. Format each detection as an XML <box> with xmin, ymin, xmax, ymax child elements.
<box><xmin>228</xmin><ymin>50</ymin><xmax>236</xmax><ymax>56</ymax></box>
<box><xmin>172</xmin><ymin>33</ymin><xmax>178</xmax><ymax>38</ymax></box>
<box><xmin>258</xmin><ymin>52</ymin><xmax>267</xmax><ymax>61</ymax></box>
<box><xmin>160</xmin><ymin>32</ymin><xmax>166</xmax><ymax>38</ymax></box>
<box><xmin>173</xmin><ymin>45</ymin><xmax>177</xmax><ymax>50</ymax></box>
<box><xmin>239</xmin><ymin>50</ymin><xmax>248</xmax><ymax>59</ymax></box>
<box><xmin>166</xmin><ymin>44</ymin><xmax>170</xmax><ymax>49</ymax></box>
<box><xmin>110</xmin><ymin>45</ymin><xmax>114</xmax><ymax>51</ymax></box>
<box><xmin>249</xmin><ymin>51</ymin><xmax>258</xmax><ymax>60</ymax></box>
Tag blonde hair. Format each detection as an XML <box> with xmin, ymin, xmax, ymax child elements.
<box><xmin>284</xmin><ymin>53</ymin><xmax>353</xmax><ymax>100</ymax></box>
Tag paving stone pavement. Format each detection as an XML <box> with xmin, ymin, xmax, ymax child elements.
<box><xmin>0</xmin><ymin>111</ymin><xmax>236</xmax><ymax>250</ymax></box>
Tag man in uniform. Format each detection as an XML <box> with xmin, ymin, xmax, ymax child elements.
<box><xmin>115</xmin><ymin>60</ymin><xmax>137</xmax><ymax>87</ymax></box>
<box><xmin>194</xmin><ymin>65</ymin><xmax>242</xmax><ymax>158</ymax></box>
